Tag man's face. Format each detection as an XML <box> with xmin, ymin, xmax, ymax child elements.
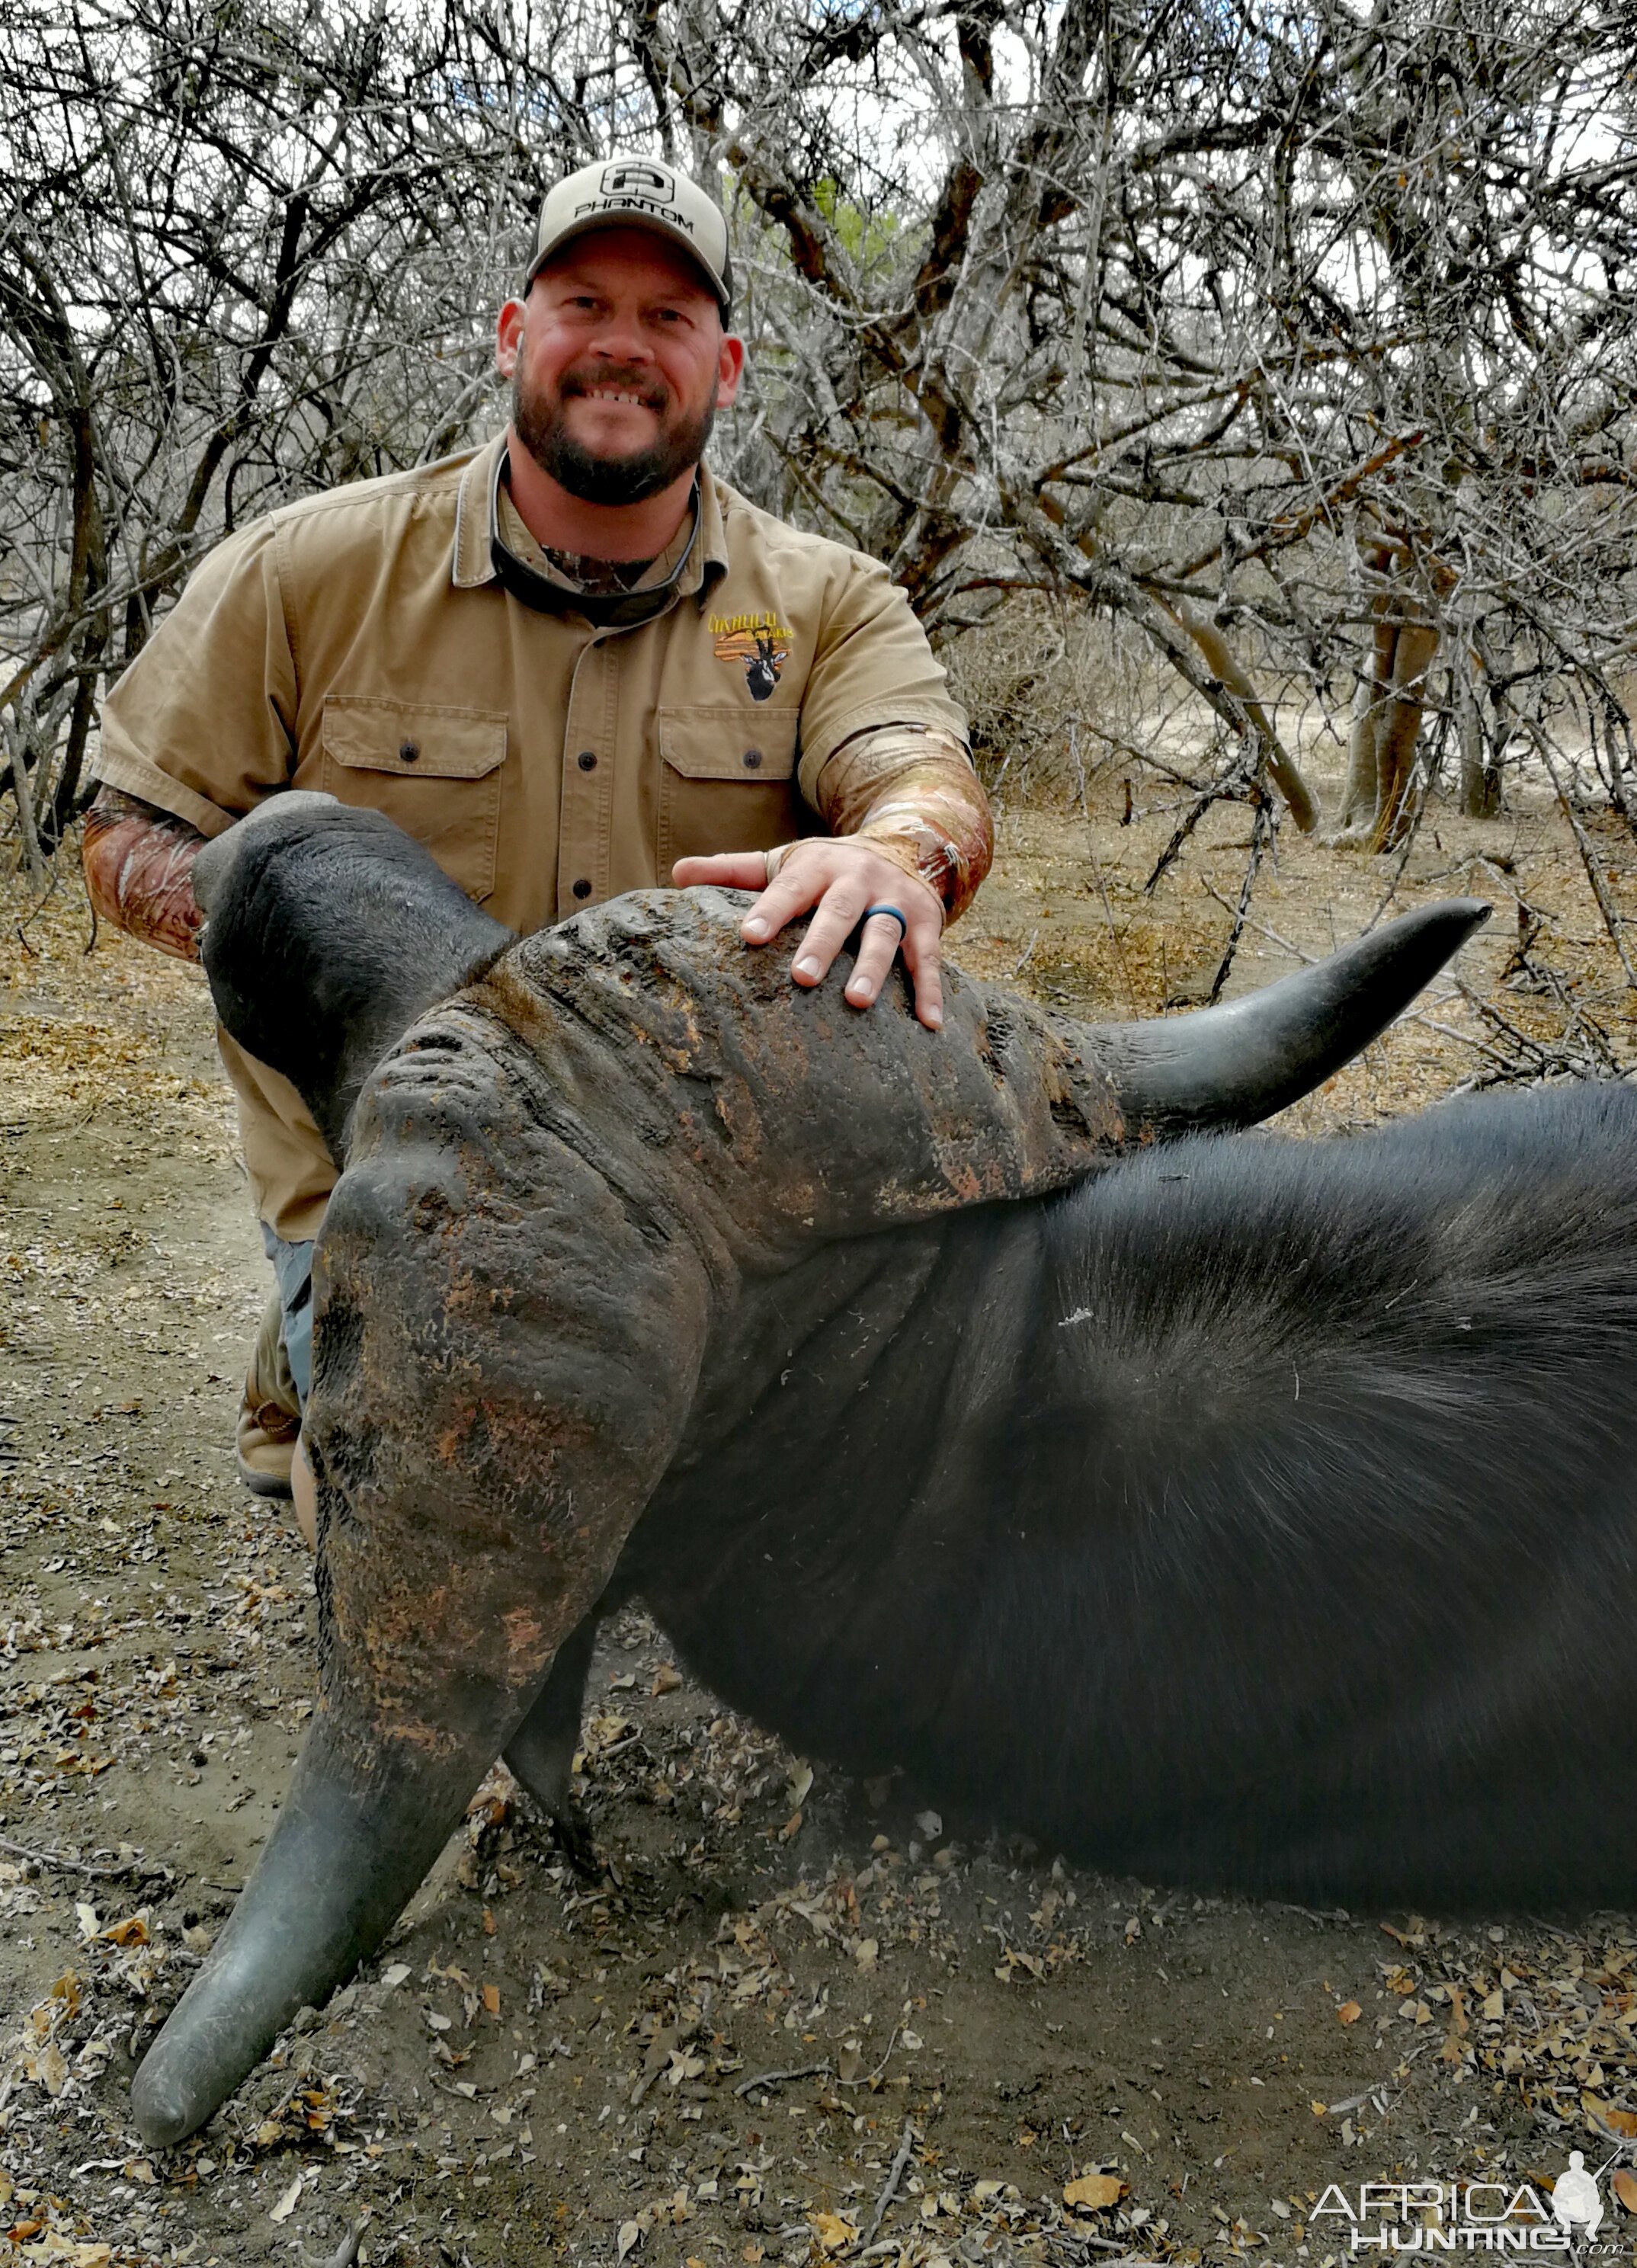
<box><xmin>495</xmin><ymin>227</ymin><xmax>744</xmax><ymax>510</ymax></box>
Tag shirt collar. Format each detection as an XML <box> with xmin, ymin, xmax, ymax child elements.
<box><xmin>452</xmin><ymin>432</ymin><xmax>728</xmax><ymax>611</ymax></box>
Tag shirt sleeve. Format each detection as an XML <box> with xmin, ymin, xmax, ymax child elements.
<box><xmin>795</xmin><ymin>551</ymin><xmax>969</xmax><ymax>799</ymax></box>
<box><xmin>93</xmin><ymin>518</ymin><xmax>300</xmax><ymax>838</ymax></box>
<box><xmin>802</xmin><ymin>722</ymin><xmax>994</xmax><ymax>926</ymax></box>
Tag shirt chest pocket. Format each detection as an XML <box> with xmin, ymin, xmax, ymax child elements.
<box><xmin>656</xmin><ymin>706</ymin><xmax>808</xmax><ymax>873</ymax></box>
<box><xmin>319</xmin><ymin>698</ymin><xmax>507</xmax><ymax>902</ymax></box>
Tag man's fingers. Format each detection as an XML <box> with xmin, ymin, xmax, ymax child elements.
<box><xmin>671</xmin><ymin>853</ymin><xmax>769</xmax><ymax>891</ymax></box>
<box><xmin>788</xmin><ymin>876</ymin><xmax>875</xmax><ymax>985</ymax></box>
<box><xmin>899</xmin><ymin>921</ymin><xmax>945</xmax><ymax>1031</ymax></box>
<box><xmin>843</xmin><ymin>909</ymin><xmax>914</xmax><ymax>1009</ymax></box>
<box><xmin>738</xmin><ymin>866</ymin><xmax>827</xmax><ymax>942</ymax></box>
<box><xmin>850</xmin><ymin>903</ymin><xmax>944</xmax><ymax>1030</ymax></box>
<box><xmin>675</xmin><ymin>843</ymin><xmax>945</xmax><ymax>1030</ymax></box>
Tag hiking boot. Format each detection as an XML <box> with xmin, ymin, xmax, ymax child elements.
<box><xmin>237</xmin><ymin>1396</ymin><xmax>300</xmax><ymax>1497</ymax></box>
<box><xmin>236</xmin><ymin>1289</ymin><xmax>301</xmax><ymax>1498</ymax></box>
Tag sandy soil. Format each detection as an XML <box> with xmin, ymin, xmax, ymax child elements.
<box><xmin>5</xmin><ymin>767</ymin><xmax>1637</xmax><ymax>2267</ymax></box>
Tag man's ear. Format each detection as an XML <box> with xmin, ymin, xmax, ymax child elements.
<box><xmin>716</xmin><ymin>331</ymin><xmax>746</xmax><ymax>410</ymax></box>
<box><xmin>495</xmin><ymin>296</ymin><xmax>527</xmax><ymax>380</ymax></box>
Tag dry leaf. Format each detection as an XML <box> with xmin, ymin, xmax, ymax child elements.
<box><xmin>1612</xmin><ymin>2169</ymin><xmax>1637</xmax><ymax>2215</ymax></box>
<box><xmin>1337</xmin><ymin>2001</ymin><xmax>1362</xmax><ymax>2025</ymax></box>
<box><xmin>1581</xmin><ymin>2091</ymin><xmax>1637</xmax><ymax>2138</ymax></box>
<box><xmin>482</xmin><ymin>1983</ymin><xmax>501</xmax><ymax>2017</ymax></box>
<box><xmin>616</xmin><ymin>2222</ymin><xmax>642</xmax><ymax>2262</ymax></box>
<box><xmin>652</xmin><ymin>1664</ymin><xmax>683</xmax><ymax>1695</ymax></box>
<box><xmin>809</xmin><ymin>2212</ymin><xmax>859</xmax><ymax>2250</ymax></box>
<box><xmin>35</xmin><ymin>2042</ymin><xmax>67</xmax><ymax>2097</ymax></box>
<box><xmin>1064</xmin><ymin>2174</ymin><xmax>1127</xmax><ymax>2212</ymax></box>
<box><xmin>380</xmin><ymin>1962</ymin><xmax>411</xmax><ymax>1988</ymax></box>
<box><xmin>268</xmin><ymin>2173</ymin><xmax>303</xmax><ymax>2225</ymax></box>
<box><xmin>101</xmin><ymin>1914</ymin><xmax>148</xmax><ymax>1946</ymax></box>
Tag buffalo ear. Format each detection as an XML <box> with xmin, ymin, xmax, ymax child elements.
<box><xmin>196</xmin><ymin>795</ymin><xmax>516</xmax><ymax>1163</ymax></box>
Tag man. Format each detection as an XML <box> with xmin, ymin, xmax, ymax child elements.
<box><xmin>82</xmin><ymin>152</ymin><xmax>993</xmax><ymax>1498</ymax></box>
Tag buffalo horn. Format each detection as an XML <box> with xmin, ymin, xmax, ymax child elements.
<box><xmin>1092</xmin><ymin>899</ymin><xmax>1490</xmax><ymax>1139</ymax></box>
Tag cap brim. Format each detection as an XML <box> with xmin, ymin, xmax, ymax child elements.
<box><xmin>525</xmin><ymin>215</ymin><xmax>732</xmax><ymax>313</ymax></box>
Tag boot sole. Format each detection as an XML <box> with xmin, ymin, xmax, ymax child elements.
<box><xmin>236</xmin><ymin>1457</ymin><xmax>294</xmax><ymax>1501</ymax></box>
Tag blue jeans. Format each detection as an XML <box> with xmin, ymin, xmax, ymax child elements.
<box><xmin>260</xmin><ymin>1226</ymin><xmax>316</xmax><ymax>1409</ymax></box>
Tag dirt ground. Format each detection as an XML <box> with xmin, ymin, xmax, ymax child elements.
<box><xmin>5</xmin><ymin>761</ymin><xmax>1637</xmax><ymax>2268</ymax></box>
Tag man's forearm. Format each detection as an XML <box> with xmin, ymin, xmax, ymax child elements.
<box><xmin>82</xmin><ymin>788</ymin><xmax>207</xmax><ymax>961</ymax></box>
<box><xmin>803</xmin><ymin>725</ymin><xmax>993</xmax><ymax>925</ymax></box>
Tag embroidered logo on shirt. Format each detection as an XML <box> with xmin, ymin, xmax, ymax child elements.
<box><xmin>711</xmin><ymin>611</ymin><xmax>792</xmax><ymax>703</ymax></box>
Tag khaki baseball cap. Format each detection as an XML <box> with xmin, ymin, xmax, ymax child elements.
<box><xmin>526</xmin><ymin>155</ymin><xmax>733</xmax><ymax>312</ymax></box>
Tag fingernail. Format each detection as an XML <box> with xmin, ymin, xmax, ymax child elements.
<box><xmin>744</xmin><ymin>919</ymin><xmax>767</xmax><ymax>940</ymax></box>
<box><xmin>794</xmin><ymin>957</ymin><xmax>821</xmax><ymax>980</ymax></box>
<box><xmin>847</xmin><ymin>980</ymin><xmax>870</xmax><ymax>1001</ymax></box>
<box><xmin>926</xmin><ymin>1007</ymin><xmax>943</xmax><ymax>1029</ymax></box>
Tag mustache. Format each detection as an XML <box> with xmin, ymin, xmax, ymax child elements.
<box><xmin>559</xmin><ymin>367</ymin><xmax>668</xmax><ymax>410</ymax></box>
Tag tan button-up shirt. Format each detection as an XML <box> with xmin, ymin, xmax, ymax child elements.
<box><xmin>95</xmin><ymin>435</ymin><xmax>971</xmax><ymax>1238</ymax></box>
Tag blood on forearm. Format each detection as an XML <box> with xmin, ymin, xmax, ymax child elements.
<box><xmin>82</xmin><ymin>789</ymin><xmax>207</xmax><ymax>961</ymax></box>
<box><xmin>809</xmin><ymin>724</ymin><xmax>994</xmax><ymax>925</ymax></box>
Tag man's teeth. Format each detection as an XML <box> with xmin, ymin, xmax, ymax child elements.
<box><xmin>589</xmin><ymin>389</ymin><xmax>651</xmax><ymax>406</ymax></box>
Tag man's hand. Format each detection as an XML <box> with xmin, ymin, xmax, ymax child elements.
<box><xmin>671</xmin><ymin>839</ymin><xmax>946</xmax><ymax>1030</ymax></box>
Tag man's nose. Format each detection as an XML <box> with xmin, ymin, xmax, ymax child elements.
<box><xmin>591</xmin><ymin>310</ymin><xmax>654</xmax><ymax>362</ymax></box>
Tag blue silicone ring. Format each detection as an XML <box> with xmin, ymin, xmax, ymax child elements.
<box><xmin>862</xmin><ymin>903</ymin><xmax>909</xmax><ymax>940</ymax></box>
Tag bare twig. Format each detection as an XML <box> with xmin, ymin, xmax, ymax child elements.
<box><xmin>859</xmin><ymin>2116</ymin><xmax>918</xmax><ymax>2248</ymax></box>
<box><xmin>733</xmin><ymin>2059</ymin><xmax>828</xmax><ymax>2097</ymax></box>
<box><xmin>0</xmin><ymin>1833</ymin><xmax>145</xmax><ymax>1881</ymax></box>
<box><xmin>1526</xmin><ymin>721</ymin><xmax>1637</xmax><ymax>989</ymax></box>
<box><xmin>1205</xmin><ymin>796</ymin><xmax>1273</xmax><ymax>1005</ymax></box>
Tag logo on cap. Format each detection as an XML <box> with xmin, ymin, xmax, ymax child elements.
<box><xmin>601</xmin><ymin>160</ymin><xmax>674</xmax><ymax>203</ymax></box>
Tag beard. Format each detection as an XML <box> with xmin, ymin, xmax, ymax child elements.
<box><xmin>512</xmin><ymin>363</ymin><xmax>716</xmax><ymax>508</ymax></box>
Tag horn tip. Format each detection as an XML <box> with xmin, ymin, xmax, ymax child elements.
<box><xmin>130</xmin><ymin>2056</ymin><xmax>203</xmax><ymax>2150</ymax></box>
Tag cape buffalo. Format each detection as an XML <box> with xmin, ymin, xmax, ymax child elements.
<box><xmin>130</xmin><ymin>793</ymin><xmax>1637</xmax><ymax>2148</ymax></box>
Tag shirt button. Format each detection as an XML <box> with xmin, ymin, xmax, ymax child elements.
<box><xmin>577</xmin><ymin>750</ymin><xmax>597</xmax><ymax>771</ymax></box>
<box><xmin>742</xmin><ymin>748</ymin><xmax>763</xmax><ymax>770</ymax></box>
<box><xmin>399</xmin><ymin>739</ymin><xmax>420</xmax><ymax>762</ymax></box>
<box><xmin>572</xmin><ymin>878</ymin><xmax>592</xmax><ymax>899</ymax></box>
